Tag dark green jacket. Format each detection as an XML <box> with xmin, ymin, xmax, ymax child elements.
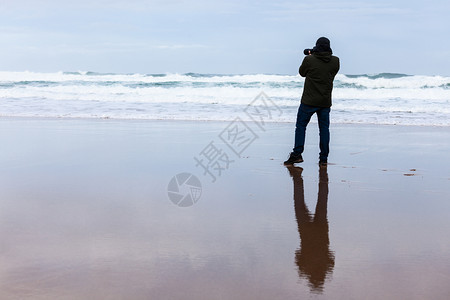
<box><xmin>299</xmin><ymin>52</ymin><xmax>340</xmax><ymax>108</ymax></box>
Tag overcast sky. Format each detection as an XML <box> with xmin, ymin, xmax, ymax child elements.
<box><xmin>0</xmin><ymin>0</ymin><xmax>449</xmax><ymax>75</ymax></box>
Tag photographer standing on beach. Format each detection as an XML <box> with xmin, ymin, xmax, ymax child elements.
<box><xmin>284</xmin><ymin>37</ymin><xmax>340</xmax><ymax>166</ymax></box>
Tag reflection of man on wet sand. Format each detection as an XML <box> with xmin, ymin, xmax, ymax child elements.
<box><xmin>287</xmin><ymin>166</ymin><xmax>334</xmax><ymax>293</ymax></box>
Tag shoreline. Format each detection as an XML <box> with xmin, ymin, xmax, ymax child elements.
<box><xmin>2</xmin><ymin>115</ymin><xmax>450</xmax><ymax>128</ymax></box>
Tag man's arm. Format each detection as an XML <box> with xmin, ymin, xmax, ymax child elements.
<box><xmin>299</xmin><ymin>56</ymin><xmax>309</xmax><ymax>77</ymax></box>
<box><xmin>333</xmin><ymin>57</ymin><xmax>340</xmax><ymax>76</ymax></box>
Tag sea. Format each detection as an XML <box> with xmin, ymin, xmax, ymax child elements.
<box><xmin>1</xmin><ymin>71</ymin><xmax>449</xmax><ymax>126</ymax></box>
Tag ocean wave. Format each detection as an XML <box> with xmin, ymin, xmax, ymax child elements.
<box><xmin>0</xmin><ymin>71</ymin><xmax>449</xmax><ymax>126</ymax></box>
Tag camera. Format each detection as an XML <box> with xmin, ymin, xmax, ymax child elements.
<box><xmin>303</xmin><ymin>48</ymin><xmax>314</xmax><ymax>55</ymax></box>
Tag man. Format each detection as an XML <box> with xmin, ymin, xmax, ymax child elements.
<box><xmin>284</xmin><ymin>37</ymin><xmax>340</xmax><ymax>166</ymax></box>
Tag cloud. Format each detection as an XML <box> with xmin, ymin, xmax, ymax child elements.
<box><xmin>259</xmin><ymin>1</ymin><xmax>410</xmax><ymax>22</ymax></box>
<box><xmin>0</xmin><ymin>0</ymin><xmax>242</xmax><ymax>15</ymax></box>
<box><xmin>1</xmin><ymin>0</ymin><xmax>449</xmax><ymax>74</ymax></box>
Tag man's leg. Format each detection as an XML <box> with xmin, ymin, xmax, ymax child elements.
<box><xmin>316</xmin><ymin>107</ymin><xmax>331</xmax><ymax>162</ymax></box>
<box><xmin>293</xmin><ymin>104</ymin><xmax>315</xmax><ymax>154</ymax></box>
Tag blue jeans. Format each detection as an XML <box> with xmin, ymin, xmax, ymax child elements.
<box><xmin>293</xmin><ymin>104</ymin><xmax>330</xmax><ymax>161</ymax></box>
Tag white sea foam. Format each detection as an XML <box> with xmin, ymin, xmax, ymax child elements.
<box><xmin>0</xmin><ymin>71</ymin><xmax>449</xmax><ymax>126</ymax></box>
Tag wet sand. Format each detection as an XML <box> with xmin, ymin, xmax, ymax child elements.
<box><xmin>0</xmin><ymin>118</ymin><xmax>449</xmax><ymax>299</ymax></box>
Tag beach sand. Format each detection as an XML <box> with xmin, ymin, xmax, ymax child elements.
<box><xmin>0</xmin><ymin>118</ymin><xmax>449</xmax><ymax>299</ymax></box>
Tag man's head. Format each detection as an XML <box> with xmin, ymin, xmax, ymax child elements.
<box><xmin>314</xmin><ymin>37</ymin><xmax>332</xmax><ymax>53</ymax></box>
<box><xmin>316</xmin><ymin>37</ymin><xmax>330</xmax><ymax>47</ymax></box>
